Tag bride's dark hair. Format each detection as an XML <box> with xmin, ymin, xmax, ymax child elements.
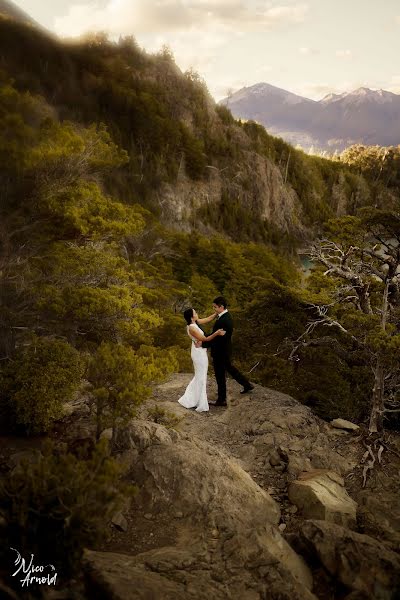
<box><xmin>183</xmin><ymin>308</ymin><xmax>194</xmax><ymax>325</ymax></box>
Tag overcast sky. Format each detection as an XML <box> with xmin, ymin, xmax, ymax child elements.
<box><xmin>16</xmin><ymin>0</ymin><xmax>400</xmax><ymax>101</ymax></box>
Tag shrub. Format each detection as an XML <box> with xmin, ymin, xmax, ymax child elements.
<box><xmin>0</xmin><ymin>438</ymin><xmax>135</xmax><ymax>580</ymax></box>
<box><xmin>0</xmin><ymin>337</ymin><xmax>84</xmax><ymax>434</ymax></box>
<box><xmin>87</xmin><ymin>341</ymin><xmax>178</xmax><ymax>440</ymax></box>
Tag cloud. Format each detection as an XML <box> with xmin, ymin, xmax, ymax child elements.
<box><xmin>150</xmin><ymin>29</ymin><xmax>227</xmax><ymax>74</ymax></box>
<box><xmin>54</xmin><ymin>0</ymin><xmax>309</xmax><ymax>37</ymax></box>
<box><xmin>213</xmin><ymin>79</ymin><xmax>248</xmax><ymax>100</ymax></box>
<box><xmin>335</xmin><ymin>49</ymin><xmax>352</xmax><ymax>59</ymax></box>
<box><xmin>256</xmin><ymin>64</ymin><xmax>273</xmax><ymax>75</ymax></box>
<box><xmin>53</xmin><ymin>0</ymin><xmax>308</xmax><ymax>100</ymax></box>
<box><xmin>299</xmin><ymin>46</ymin><xmax>318</xmax><ymax>55</ymax></box>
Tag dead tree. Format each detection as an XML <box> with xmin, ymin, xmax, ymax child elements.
<box><xmin>291</xmin><ymin>216</ymin><xmax>400</xmax><ymax>433</ymax></box>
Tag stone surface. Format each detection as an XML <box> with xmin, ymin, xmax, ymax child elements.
<box><xmin>331</xmin><ymin>418</ymin><xmax>360</xmax><ymax>431</ymax></box>
<box><xmin>83</xmin><ymin>541</ymin><xmax>317</xmax><ymax>600</ymax></box>
<box><xmin>111</xmin><ymin>511</ymin><xmax>128</xmax><ymax>532</ymax></box>
<box><xmin>102</xmin><ymin>419</ymin><xmax>319</xmax><ymax>597</ymax></box>
<box><xmin>357</xmin><ymin>490</ymin><xmax>400</xmax><ymax>551</ymax></box>
<box><xmin>71</xmin><ymin>375</ymin><xmax>399</xmax><ymax>598</ymax></box>
<box><xmin>295</xmin><ymin>520</ymin><xmax>400</xmax><ymax>599</ymax></box>
<box><xmin>115</xmin><ymin>420</ymin><xmax>281</xmax><ymax>530</ymax></box>
<box><xmin>100</xmin><ymin>428</ymin><xmax>113</xmax><ymax>441</ymax></box>
<box><xmin>288</xmin><ymin>470</ymin><xmax>357</xmax><ymax>528</ymax></box>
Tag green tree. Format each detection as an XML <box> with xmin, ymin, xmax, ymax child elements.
<box><xmin>87</xmin><ymin>342</ymin><xmax>178</xmax><ymax>441</ymax></box>
<box><xmin>0</xmin><ymin>336</ymin><xmax>84</xmax><ymax>433</ymax></box>
<box><xmin>0</xmin><ymin>438</ymin><xmax>134</xmax><ymax>576</ymax></box>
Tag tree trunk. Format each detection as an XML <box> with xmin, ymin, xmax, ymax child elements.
<box><xmin>369</xmin><ymin>278</ymin><xmax>391</xmax><ymax>432</ymax></box>
<box><xmin>369</xmin><ymin>359</ymin><xmax>385</xmax><ymax>433</ymax></box>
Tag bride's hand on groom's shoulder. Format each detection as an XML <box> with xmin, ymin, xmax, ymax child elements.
<box><xmin>217</xmin><ymin>329</ymin><xmax>226</xmax><ymax>336</ymax></box>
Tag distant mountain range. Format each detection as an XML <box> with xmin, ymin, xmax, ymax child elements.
<box><xmin>220</xmin><ymin>83</ymin><xmax>400</xmax><ymax>153</ymax></box>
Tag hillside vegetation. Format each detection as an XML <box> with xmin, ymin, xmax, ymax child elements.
<box><xmin>1</xmin><ymin>17</ymin><xmax>397</xmax><ymax>245</ymax></box>
<box><xmin>0</xmin><ymin>15</ymin><xmax>399</xmax><ymax>587</ymax></box>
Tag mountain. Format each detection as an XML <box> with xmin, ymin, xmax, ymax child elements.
<box><xmin>1</xmin><ymin>12</ymin><xmax>398</xmax><ymax>249</ymax></box>
<box><xmin>0</xmin><ymin>0</ymin><xmax>42</xmax><ymax>28</ymax></box>
<box><xmin>221</xmin><ymin>83</ymin><xmax>400</xmax><ymax>153</ymax></box>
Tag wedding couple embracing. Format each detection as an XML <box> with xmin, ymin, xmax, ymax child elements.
<box><xmin>178</xmin><ymin>296</ymin><xmax>254</xmax><ymax>412</ymax></box>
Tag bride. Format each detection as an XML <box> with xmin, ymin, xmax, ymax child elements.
<box><xmin>178</xmin><ymin>308</ymin><xmax>226</xmax><ymax>412</ymax></box>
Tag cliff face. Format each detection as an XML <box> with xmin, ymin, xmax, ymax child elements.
<box><xmin>159</xmin><ymin>150</ymin><xmax>306</xmax><ymax>238</ymax></box>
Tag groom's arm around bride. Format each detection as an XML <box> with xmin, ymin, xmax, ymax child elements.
<box><xmin>199</xmin><ymin>296</ymin><xmax>253</xmax><ymax>406</ymax></box>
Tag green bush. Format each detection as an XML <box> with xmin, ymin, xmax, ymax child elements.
<box><xmin>87</xmin><ymin>341</ymin><xmax>178</xmax><ymax>439</ymax></box>
<box><xmin>0</xmin><ymin>337</ymin><xmax>84</xmax><ymax>434</ymax></box>
<box><xmin>0</xmin><ymin>438</ymin><xmax>135</xmax><ymax>578</ymax></box>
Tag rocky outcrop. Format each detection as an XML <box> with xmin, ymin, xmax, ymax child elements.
<box><xmin>113</xmin><ymin>419</ymin><xmax>281</xmax><ymax>530</ymax></box>
<box><xmin>84</xmin><ymin>418</ymin><xmax>317</xmax><ymax>599</ymax></box>
<box><xmin>78</xmin><ymin>375</ymin><xmax>400</xmax><ymax>600</ymax></box>
<box><xmin>288</xmin><ymin>471</ymin><xmax>357</xmax><ymax>528</ymax></box>
<box><xmin>83</xmin><ymin>542</ymin><xmax>316</xmax><ymax>600</ymax></box>
<box><xmin>294</xmin><ymin>520</ymin><xmax>400</xmax><ymax>599</ymax></box>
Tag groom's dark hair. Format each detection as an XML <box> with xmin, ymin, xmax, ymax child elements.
<box><xmin>213</xmin><ymin>296</ymin><xmax>227</xmax><ymax>308</ymax></box>
<box><xmin>183</xmin><ymin>308</ymin><xmax>194</xmax><ymax>325</ymax></box>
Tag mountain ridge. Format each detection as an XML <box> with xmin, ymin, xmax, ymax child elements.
<box><xmin>0</xmin><ymin>0</ymin><xmax>44</xmax><ymax>29</ymax></box>
<box><xmin>221</xmin><ymin>83</ymin><xmax>400</xmax><ymax>152</ymax></box>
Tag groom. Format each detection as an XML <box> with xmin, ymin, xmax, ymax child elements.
<box><xmin>201</xmin><ymin>296</ymin><xmax>253</xmax><ymax>406</ymax></box>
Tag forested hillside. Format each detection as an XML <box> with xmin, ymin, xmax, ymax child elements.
<box><xmin>1</xmin><ymin>16</ymin><xmax>398</xmax><ymax>245</ymax></box>
<box><xmin>1</xmin><ymin>12</ymin><xmax>399</xmax><ymax>423</ymax></box>
<box><xmin>0</xmin><ymin>14</ymin><xmax>399</xmax><ymax>589</ymax></box>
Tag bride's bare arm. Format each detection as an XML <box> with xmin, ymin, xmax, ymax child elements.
<box><xmin>188</xmin><ymin>325</ymin><xmax>225</xmax><ymax>342</ymax></box>
<box><xmin>196</xmin><ymin>313</ymin><xmax>218</xmax><ymax>325</ymax></box>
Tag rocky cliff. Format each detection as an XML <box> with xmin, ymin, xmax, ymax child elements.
<box><xmin>52</xmin><ymin>374</ymin><xmax>400</xmax><ymax>599</ymax></box>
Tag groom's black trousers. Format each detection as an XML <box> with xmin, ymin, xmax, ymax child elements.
<box><xmin>212</xmin><ymin>353</ymin><xmax>250</xmax><ymax>401</ymax></box>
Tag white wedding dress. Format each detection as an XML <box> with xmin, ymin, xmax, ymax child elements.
<box><xmin>178</xmin><ymin>323</ymin><xmax>209</xmax><ymax>412</ymax></box>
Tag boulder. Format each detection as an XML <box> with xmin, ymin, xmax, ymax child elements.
<box><xmin>331</xmin><ymin>418</ymin><xmax>360</xmax><ymax>431</ymax></box>
<box><xmin>288</xmin><ymin>470</ymin><xmax>357</xmax><ymax>528</ymax></box>
<box><xmin>357</xmin><ymin>490</ymin><xmax>400</xmax><ymax>550</ymax></box>
<box><xmin>295</xmin><ymin>520</ymin><xmax>400</xmax><ymax>599</ymax></box>
<box><xmin>111</xmin><ymin>511</ymin><xmax>128</xmax><ymax>532</ymax></box>
<box><xmin>100</xmin><ymin>428</ymin><xmax>113</xmax><ymax>441</ymax></box>
<box><xmin>116</xmin><ymin>420</ymin><xmax>281</xmax><ymax>530</ymax></box>
<box><xmin>106</xmin><ymin>420</ymin><xmax>319</xmax><ymax>597</ymax></box>
<box><xmin>83</xmin><ymin>542</ymin><xmax>317</xmax><ymax>600</ymax></box>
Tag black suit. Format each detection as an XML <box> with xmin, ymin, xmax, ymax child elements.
<box><xmin>202</xmin><ymin>311</ymin><xmax>250</xmax><ymax>402</ymax></box>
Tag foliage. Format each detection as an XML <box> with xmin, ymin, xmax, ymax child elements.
<box><xmin>87</xmin><ymin>342</ymin><xmax>178</xmax><ymax>439</ymax></box>
<box><xmin>0</xmin><ymin>336</ymin><xmax>84</xmax><ymax>433</ymax></box>
<box><xmin>0</xmin><ymin>438</ymin><xmax>135</xmax><ymax>578</ymax></box>
<box><xmin>340</xmin><ymin>144</ymin><xmax>400</xmax><ymax>191</ymax></box>
<box><xmin>147</xmin><ymin>405</ymin><xmax>183</xmax><ymax>429</ymax></box>
<box><xmin>295</xmin><ymin>208</ymin><xmax>400</xmax><ymax>430</ymax></box>
<box><xmin>0</xmin><ymin>18</ymin><xmax>381</xmax><ymax>237</ymax></box>
<box><xmin>1</xmin><ymin>19</ymin><xmax>400</xmax><ymax>437</ymax></box>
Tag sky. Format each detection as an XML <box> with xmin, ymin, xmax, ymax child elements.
<box><xmin>15</xmin><ymin>0</ymin><xmax>400</xmax><ymax>102</ymax></box>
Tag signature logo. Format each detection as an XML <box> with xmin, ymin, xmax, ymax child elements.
<box><xmin>10</xmin><ymin>548</ymin><xmax>57</xmax><ymax>587</ymax></box>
